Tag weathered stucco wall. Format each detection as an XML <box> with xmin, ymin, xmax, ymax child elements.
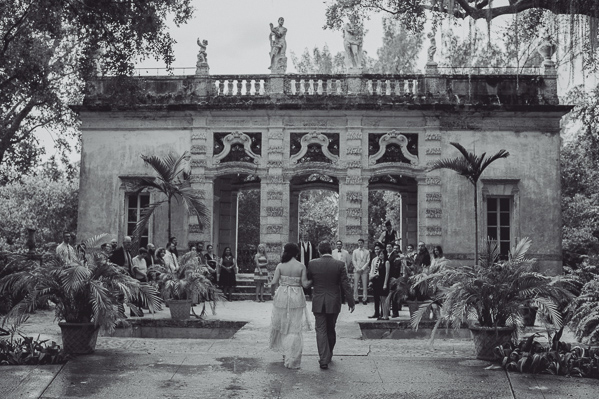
<box><xmin>77</xmin><ymin>108</ymin><xmax>564</xmax><ymax>273</ymax></box>
<box><xmin>77</xmin><ymin>112</ymin><xmax>191</xmax><ymax>246</ymax></box>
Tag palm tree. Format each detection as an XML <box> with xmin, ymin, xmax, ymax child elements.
<box><xmin>428</xmin><ymin>142</ymin><xmax>509</xmax><ymax>264</ymax></box>
<box><xmin>131</xmin><ymin>152</ymin><xmax>209</xmax><ymax>244</ymax></box>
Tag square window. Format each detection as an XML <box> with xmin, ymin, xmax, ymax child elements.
<box><xmin>487</xmin><ymin>227</ymin><xmax>497</xmax><ymax>240</ymax></box>
<box><xmin>500</xmin><ymin>198</ymin><xmax>510</xmax><ymax>211</ymax></box>
<box><xmin>499</xmin><ymin>212</ymin><xmax>510</xmax><ymax>226</ymax></box>
<box><xmin>488</xmin><ymin>212</ymin><xmax>497</xmax><ymax>227</ymax></box>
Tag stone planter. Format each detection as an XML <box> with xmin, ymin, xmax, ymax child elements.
<box><xmin>470</xmin><ymin>325</ymin><xmax>516</xmax><ymax>361</ymax></box>
<box><xmin>166</xmin><ymin>299</ymin><xmax>192</xmax><ymax>320</ymax></box>
<box><xmin>58</xmin><ymin>322</ymin><xmax>100</xmax><ymax>354</ymax></box>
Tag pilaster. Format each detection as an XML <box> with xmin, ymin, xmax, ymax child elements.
<box><xmin>189</xmin><ymin>118</ymin><xmax>212</xmax><ymax>246</ymax></box>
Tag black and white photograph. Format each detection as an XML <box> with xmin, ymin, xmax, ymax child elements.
<box><xmin>1</xmin><ymin>0</ymin><xmax>598</xmax><ymax>398</ymax></box>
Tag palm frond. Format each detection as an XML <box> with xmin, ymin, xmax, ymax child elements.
<box><xmin>450</xmin><ymin>142</ymin><xmax>479</xmax><ymax>167</ymax></box>
<box><xmin>141</xmin><ymin>154</ymin><xmax>176</xmax><ymax>183</ymax></box>
<box><xmin>509</xmin><ymin>237</ymin><xmax>533</xmax><ymax>263</ymax></box>
<box><xmin>427</xmin><ymin>157</ymin><xmax>472</xmax><ymax>176</ymax></box>
<box><xmin>131</xmin><ymin>200</ymin><xmax>167</xmax><ymax>245</ymax></box>
<box><xmin>480</xmin><ymin>238</ymin><xmax>500</xmax><ymax>267</ymax></box>
<box><xmin>82</xmin><ymin>233</ymin><xmax>109</xmax><ymax>249</ymax></box>
<box><xmin>478</xmin><ymin>149</ymin><xmax>510</xmax><ymax>176</ymax></box>
<box><xmin>61</xmin><ymin>265</ymin><xmax>91</xmax><ymax>294</ymax></box>
<box><xmin>177</xmin><ymin>187</ymin><xmax>210</xmax><ymax>228</ymax></box>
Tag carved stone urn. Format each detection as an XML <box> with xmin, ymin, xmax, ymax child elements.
<box><xmin>537</xmin><ymin>35</ymin><xmax>557</xmax><ymax>64</ymax></box>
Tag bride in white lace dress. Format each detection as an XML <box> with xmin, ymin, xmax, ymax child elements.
<box><xmin>269</xmin><ymin>243</ymin><xmax>312</xmax><ymax>369</ymax></box>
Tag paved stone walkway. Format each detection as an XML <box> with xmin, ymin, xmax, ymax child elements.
<box><xmin>1</xmin><ymin>301</ymin><xmax>597</xmax><ymax>398</ymax></box>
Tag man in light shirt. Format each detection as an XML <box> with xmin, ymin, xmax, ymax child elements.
<box><xmin>164</xmin><ymin>242</ymin><xmax>179</xmax><ymax>273</ymax></box>
<box><xmin>352</xmin><ymin>238</ymin><xmax>370</xmax><ymax>305</ymax></box>
<box><xmin>56</xmin><ymin>231</ymin><xmax>77</xmax><ymax>264</ymax></box>
<box><xmin>332</xmin><ymin>240</ymin><xmax>351</xmax><ymax>271</ymax></box>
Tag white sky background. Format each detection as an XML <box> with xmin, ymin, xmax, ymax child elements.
<box><xmin>137</xmin><ymin>0</ymin><xmax>385</xmax><ymax>74</ymax></box>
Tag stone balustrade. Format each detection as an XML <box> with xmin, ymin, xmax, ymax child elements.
<box><xmin>81</xmin><ymin>70</ymin><xmax>559</xmax><ymax>108</ymax></box>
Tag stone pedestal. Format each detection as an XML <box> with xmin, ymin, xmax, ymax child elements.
<box><xmin>346</xmin><ymin>76</ymin><xmax>363</xmax><ymax>95</ymax></box>
<box><xmin>195</xmin><ymin>64</ymin><xmax>209</xmax><ymax>76</ymax></box>
<box><xmin>540</xmin><ymin>61</ymin><xmax>558</xmax><ymax>105</ymax></box>
<box><xmin>270</xmin><ymin>56</ymin><xmax>287</xmax><ymax>75</ymax></box>
<box><xmin>424</xmin><ymin>62</ymin><xmax>440</xmax><ymax>99</ymax></box>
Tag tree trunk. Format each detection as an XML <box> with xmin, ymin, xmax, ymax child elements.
<box><xmin>168</xmin><ymin>196</ymin><xmax>172</xmax><ymax>240</ymax></box>
<box><xmin>474</xmin><ymin>181</ymin><xmax>478</xmax><ymax>266</ymax></box>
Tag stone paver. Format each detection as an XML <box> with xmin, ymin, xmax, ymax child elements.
<box><xmin>1</xmin><ymin>301</ymin><xmax>597</xmax><ymax>399</ymax></box>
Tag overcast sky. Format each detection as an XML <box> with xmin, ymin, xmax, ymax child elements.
<box><xmin>137</xmin><ymin>0</ymin><xmax>385</xmax><ymax>74</ymax></box>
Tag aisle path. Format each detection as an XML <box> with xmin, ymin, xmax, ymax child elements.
<box><xmin>2</xmin><ymin>301</ymin><xmax>597</xmax><ymax>398</ymax></box>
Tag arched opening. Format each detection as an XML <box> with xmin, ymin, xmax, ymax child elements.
<box><xmin>212</xmin><ymin>173</ymin><xmax>260</xmax><ymax>272</ymax></box>
<box><xmin>368</xmin><ymin>174</ymin><xmax>418</xmax><ymax>251</ymax></box>
<box><xmin>289</xmin><ymin>173</ymin><xmax>339</xmax><ymax>246</ymax></box>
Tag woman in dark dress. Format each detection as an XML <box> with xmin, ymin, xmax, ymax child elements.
<box><xmin>217</xmin><ymin>247</ymin><xmax>237</xmax><ymax>301</ymax></box>
<box><xmin>204</xmin><ymin>244</ymin><xmax>218</xmax><ymax>282</ymax></box>
<box><xmin>368</xmin><ymin>242</ymin><xmax>390</xmax><ymax>320</ymax></box>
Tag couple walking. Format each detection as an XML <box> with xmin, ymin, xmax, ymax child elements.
<box><xmin>269</xmin><ymin>241</ymin><xmax>355</xmax><ymax>369</ymax></box>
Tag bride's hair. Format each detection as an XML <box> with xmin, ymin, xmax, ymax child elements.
<box><xmin>281</xmin><ymin>242</ymin><xmax>300</xmax><ymax>263</ymax></box>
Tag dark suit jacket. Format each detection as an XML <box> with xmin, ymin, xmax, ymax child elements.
<box><xmin>109</xmin><ymin>247</ymin><xmax>132</xmax><ymax>271</ymax></box>
<box><xmin>307</xmin><ymin>254</ymin><xmax>355</xmax><ymax>314</ymax></box>
<box><xmin>298</xmin><ymin>241</ymin><xmax>318</xmax><ymax>267</ymax></box>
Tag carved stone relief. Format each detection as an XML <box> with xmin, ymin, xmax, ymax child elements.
<box><xmin>369</xmin><ymin>130</ymin><xmax>419</xmax><ymax>166</ymax></box>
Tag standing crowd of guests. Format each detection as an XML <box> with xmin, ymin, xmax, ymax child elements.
<box><xmin>55</xmin><ymin>218</ymin><xmax>449</xmax><ymax>317</ymax></box>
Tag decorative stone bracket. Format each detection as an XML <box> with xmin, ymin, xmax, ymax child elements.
<box><xmin>213</xmin><ymin>131</ymin><xmax>261</xmax><ymax>165</ymax></box>
<box><xmin>368</xmin><ymin>130</ymin><xmax>419</xmax><ymax>166</ymax></box>
<box><xmin>289</xmin><ymin>132</ymin><xmax>339</xmax><ymax>165</ymax></box>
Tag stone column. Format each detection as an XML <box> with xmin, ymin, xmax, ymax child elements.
<box><xmin>189</xmin><ymin>122</ymin><xmax>212</xmax><ymax>247</ymax></box>
<box><xmin>421</xmin><ymin>129</ymin><xmax>443</xmax><ymax>251</ymax></box>
<box><xmin>340</xmin><ymin>125</ymin><xmax>367</xmax><ymax>252</ymax></box>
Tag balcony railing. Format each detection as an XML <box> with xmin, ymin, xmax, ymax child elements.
<box><xmin>83</xmin><ymin>69</ymin><xmax>559</xmax><ymax>107</ymax></box>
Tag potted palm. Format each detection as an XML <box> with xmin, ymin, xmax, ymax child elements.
<box><xmin>161</xmin><ymin>255</ymin><xmax>223</xmax><ymax>320</ymax></box>
<box><xmin>412</xmin><ymin>238</ymin><xmax>573</xmax><ymax>360</ymax></box>
<box><xmin>408</xmin><ymin>259</ymin><xmax>447</xmax><ymax>322</ymax></box>
<box><xmin>0</xmin><ymin>235</ymin><xmax>163</xmax><ymax>354</ymax></box>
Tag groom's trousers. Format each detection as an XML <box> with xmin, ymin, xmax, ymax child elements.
<box><xmin>314</xmin><ymin>312</ymin><xmax>339</xmax><ymax>365</ymax></box>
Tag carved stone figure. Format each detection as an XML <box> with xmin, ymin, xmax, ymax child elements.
<box><xmin>269</xmin><ymin>17</ymin><xmax>287</xmax><ymax>73</ymax></box>
<box><xmin>427</xmin><ymin>31</ymin><xmax>437</xmax><ymax>64</ymax></box>
<box><xmin>343</xmin><ymin>20</ymin><xmax>363</xmax><ymax>72</ymax></box>
<box><xmin>196</xmin><ymin>38</ymin><xmax>209</xmax><ymax>75</ymax></box>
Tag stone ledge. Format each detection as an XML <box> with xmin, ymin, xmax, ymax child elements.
<box><xmin>106</xmin><ymin>318</ymin><xmax>248</xmax><ymax>339</ymax></box>
<box><xmin>358</xmin><ymin>320</ymin><xmax>471</xmax><ymax>340</ymax></box>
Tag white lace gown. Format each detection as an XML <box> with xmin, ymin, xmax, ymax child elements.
<box><xmin>269</xmin><ymin>275</ymin><xmax>311</xmax><ymax>369</ymax></box>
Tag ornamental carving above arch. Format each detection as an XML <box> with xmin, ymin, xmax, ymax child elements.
<box><xmin>289</xmin><ymin>132</ymin><xmax>340</xmax><ymax>165</ymax></box>
<box><xmin>213</xmin><ymin>131</ymin><xmax>261</xmax><ymax>165</ymax></box>
<box><xmin>368</xmin><ymin>130</ymin><xmax>419</xmax><ymax>166</ymax></box>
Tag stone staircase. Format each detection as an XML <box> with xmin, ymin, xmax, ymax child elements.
<box><xmin>230</xmin><ymin>273</ymin><xmax>376</xmax><ymax>302</ymax></box>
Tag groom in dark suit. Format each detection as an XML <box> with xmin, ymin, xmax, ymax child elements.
<box><xmin>307</xmin><ymin>241</ymin><xmax>355</xmax><ymax>369</ymax></box>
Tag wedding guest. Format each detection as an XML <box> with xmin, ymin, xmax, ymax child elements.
<box><xmin>131</xmin><ymin>247</ymin><xmax>148</xmax><ymax>282</ymax></box>
<box><xmin>56</xmin><ymin>231</ymin><xmax>77</xmax><ymax>264</ymax></box>
<box><xmin>404</xmin><ymin>243</ymin><xmax>416</xmax><ymax>276</ymax></box>
<box><xmin>109</xmin><ymin>236</ymin><xmax>134</xmax><ymax>275</ymax></box>
<box><xmin>146</xmin><ymin>243</ymin><xmax>157</xmax><ymax>266</ymax></box>
<box><xmin>204</xmin><ymin>244</ymin><xmax>217</xmax><ymax>281</ymax></box>
<box><xmin>164</xmin><ymin>242</ymin><xmax>179</xmax><ymax>273</ymax></box>
<box><xmin>254</xmin><ymin>244</ymin><xmax>269</xmax><ymax>302</ymax></box>
<box><xmin>413</xmin><ymin>241</ymin><xmax>431</xmax><ymax>275</ymax></box>
<box><xmin>378</xmin><ymin>220</ymin><xmax>398</xmax><ymax>247</ymax></box>
<box><xmin>386</xmin><ymin>242</ymin><xmax>404</xmax><ymax>317</ymax></box>
<box><xmin>430</xmin><ymin>245</ymin><xmax>448</xmax><ymax>271</ymax></box>
<box><xmin>218</xmin><ymin>247</ymin><xmax>237</xmax><ymax>301</ymax></box>
<box><xmin>368</xmin><ymin>243</ymin><xmax>389</xmax><ymax>319</ymax></box>
<box><xmin>169</xmin><ymin>236</ymin><xmax>179</xmax><ymax>257</ymax></box>
<box><xmin>352</xmin><ymin>238</ymin><xmax>370</xmax><ymax>305</ymax></box>
<box><xmin>332</xmin><ymin>240</ymin><xmax>351</xmax><ymax>272</ymax></box>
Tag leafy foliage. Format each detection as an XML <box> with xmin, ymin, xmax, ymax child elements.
<box><xmin>237</xmin><ymin>189</ymin><xmax>260</xmax><ymax>270</ymax></box>
<box><xmin>370</xmin><ymin>17</ymin><xmax>424</xmax><ymax>73</ymax></box>
<box><xmin>561</xmin><ymin>85</ymin><xmax>599</xmax><ymax>265</ymax></box>
<box><xmin>0</xmin><ymin>0</ymin><xmax>194</xmax><ymax>179</ymax></box>
<box><xmin>0</xmin><ymin>235</ymin><xmax>162</xmax><ymax>332</ymax></box>
<box><xmin>291</xmin><ymin>45</ymin><xmax>345</xmax><ymax>74</ymax></box>
<box><xmin>159</xmin><ymin>254</ymin><xmax>223</xmax><ymax>317</ymax></box>
<box><xmin>412</xmin><ymin>238</ymin><xmax>575</xmax><ymax>333</ymax></box>
<box><xmin>496</xmin><ymin>330</ymin><xmax>599</xmax><ymax>378</ymax></box>
<box><xmin>131</xmin><ymin>152</ymin><xmax>209</xmax><ymax>243</ymax></box>
<box><xmin>299</xmin><ymin>190</ymin><xmax>339</xmax><ymax>244</ymax></box>
<box><xmin>0</xmin><ymin>173</ymin><xmax>78</xmax><ymax>248</ymax></box>
<box><xmin>569</xmin><ymin>276</ymin><xmax>599</xmax><ymax>344</ymax></box>
<box><xmin>0</xmin><ymin>334</ymin><xmax>68</xmax><ymax>365</ymax></box>
<box><xmin>368</xmin><ymin>190</ymin><xmax>402</xmax><ymax>246</ymax></box>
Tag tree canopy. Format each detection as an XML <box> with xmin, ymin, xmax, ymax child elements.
<box><xmin>325</xmin><ymin>1</ymin><xmax>599</xmax><ymax>30</ymax></box>
<box><xmin>0</xmin><ymin>0</ymin><xmax>194</xmax><ymax>182</ymax></box>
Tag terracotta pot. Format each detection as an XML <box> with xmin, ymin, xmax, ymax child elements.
<box><xmin>58</xmin><ymin>322</ymin><xmax>100</xmax><ymax>354</ymax></box>
<box><xmin>469</xmin><ymin>325</ymin><xmax>515</xmax><ymax>361</ymax></box>
<box><xmin>166</xmin><ymin>299</ymin><xmax>192</xmax><ymax>320</ymax></box>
